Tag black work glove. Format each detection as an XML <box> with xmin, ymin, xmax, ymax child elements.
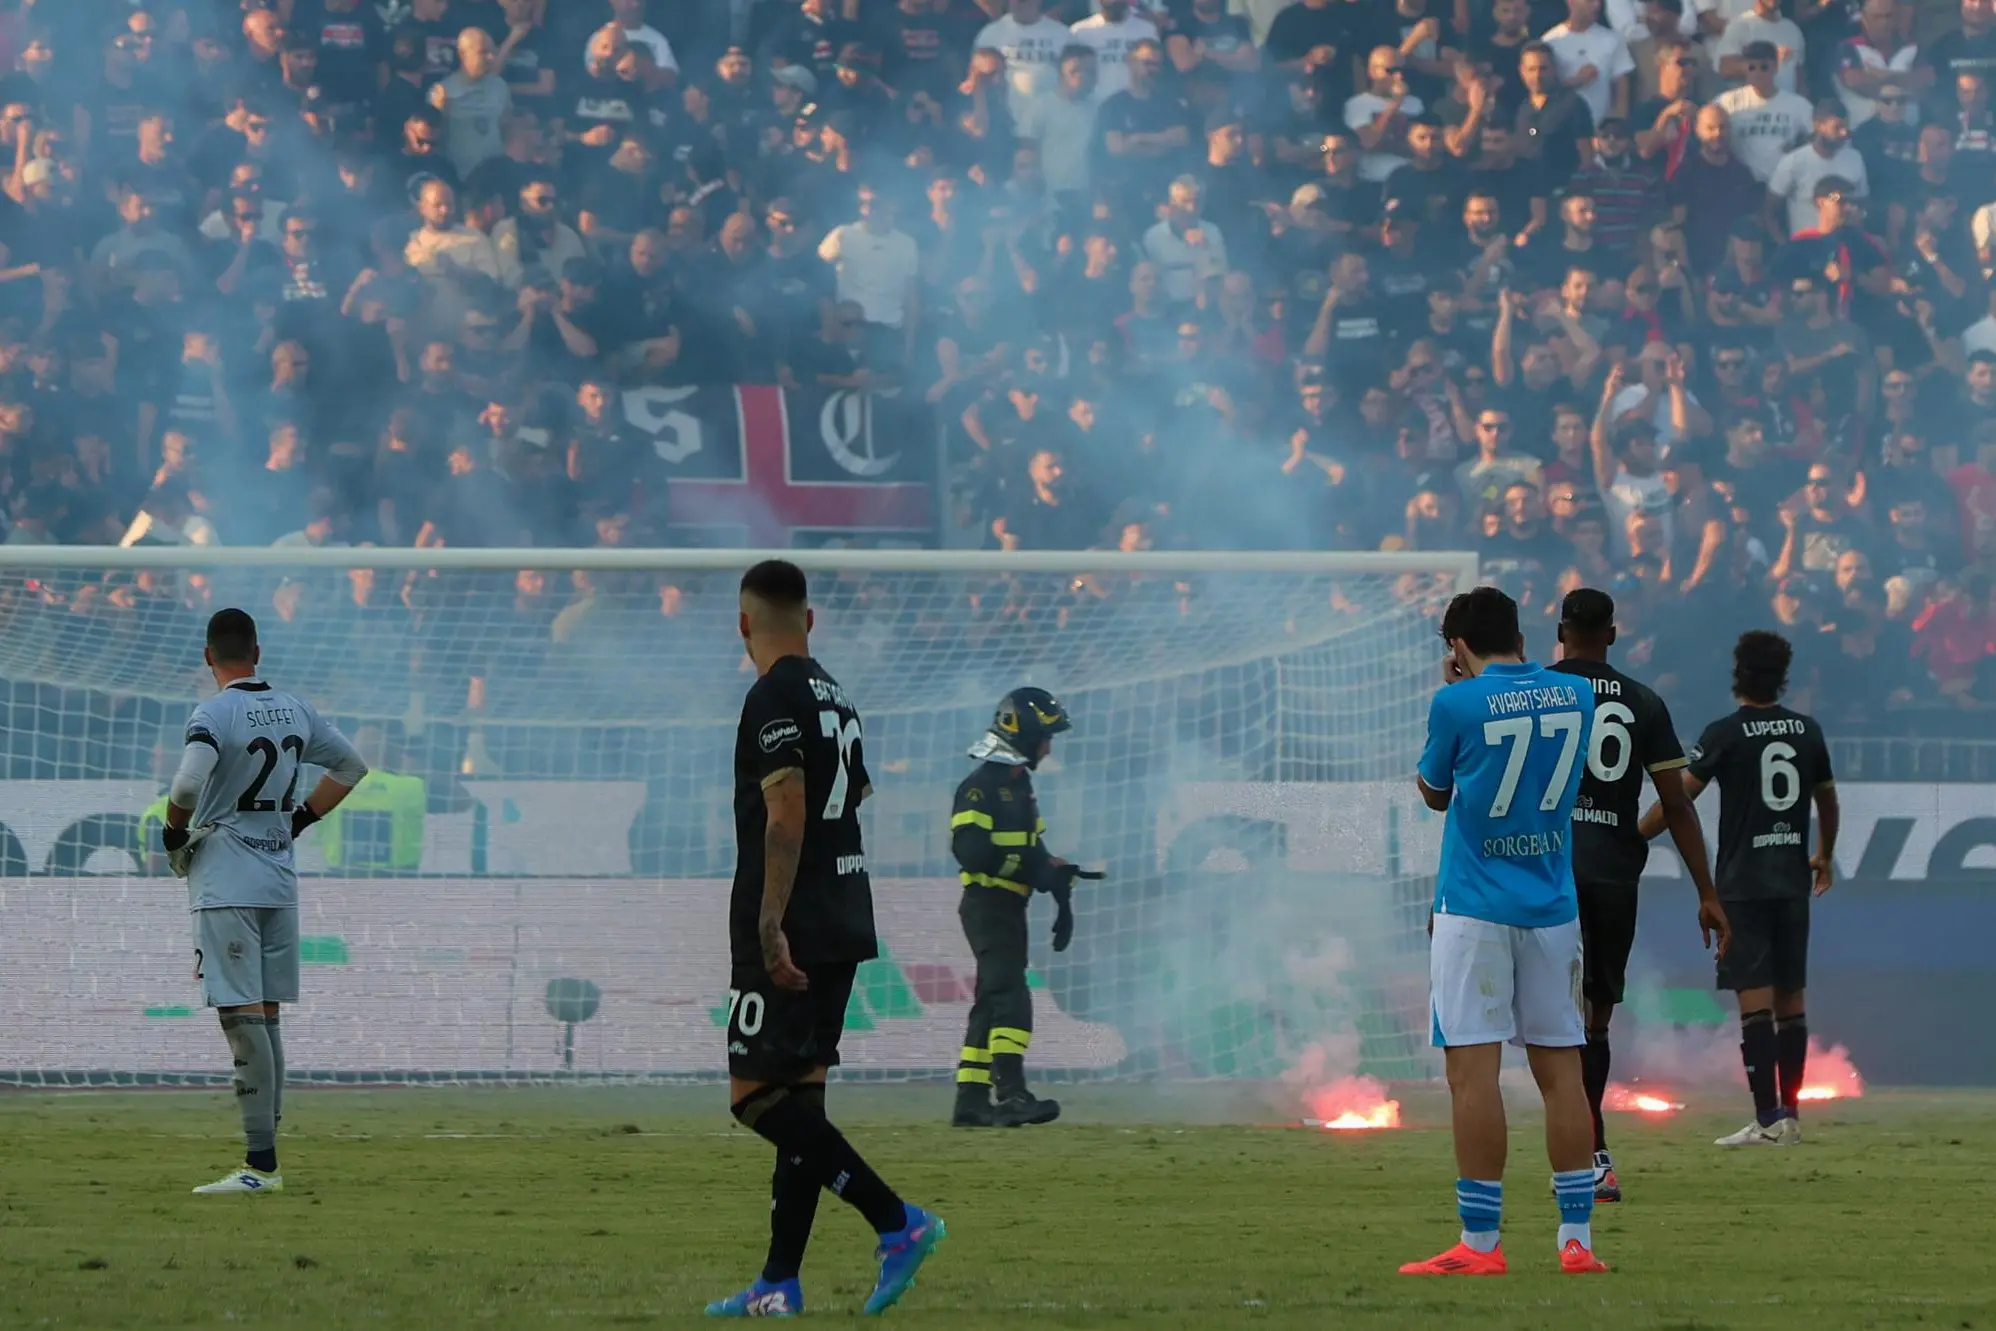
<box><xmin>1046</xmin><ymin>864</ymin><xmax>1102</xmax><ymax>953</ymax></box>
<box><xmin>1042</xmin><ymin>862</ymin><xmax>1105</xmax><ymax>895</ymax></box>
<box><xmin>160</xmin><ymin>825</ymin><xmax>189</xmax><ymax>854</ymax></box>
<box><xmin>291</xmin><ymin>806</ymin><xmax>321</xmax><ymax>839</ymax></box>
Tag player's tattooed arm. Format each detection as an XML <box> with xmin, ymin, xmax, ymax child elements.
<box><xmin>760</xmin><ymin>767</ymin><xmax>810</xmax><ymax>991</ymax></box>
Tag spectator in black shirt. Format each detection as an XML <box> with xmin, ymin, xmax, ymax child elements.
<box><xmin>1515</xmin><ymin>41</ymin><xmax>1593</xmax><ymax>190</ymax></box>
<box><xmin>992</xmin><ymin>445</ymin><xmax>1101</xmax><ymax>550</ymax></box>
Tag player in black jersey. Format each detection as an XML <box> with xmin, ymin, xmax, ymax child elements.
<box><xmin>1550</xmin><ymin>590</ymin><xmax>1728</xmax><ymax>1202</ymax></box>
<box><xmin>1640</xmin><ymin>630</ymin><xmax>1838</xmax><ymax>1149</ymax></box>
<box><xmin>707</xmin><ymin>560</ymin><xmax>945</xmax><ymax>1319</ymax></box>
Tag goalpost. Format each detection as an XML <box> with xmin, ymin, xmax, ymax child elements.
<box><xmin>0</xmin><ymin>546</ymin><xmax>1476</xmax><ymax>1087</ymax></box>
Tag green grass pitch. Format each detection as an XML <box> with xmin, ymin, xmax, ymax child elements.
<box><xmin>2</xmin><ymin>1084</ymin><xmax>1991</xmax><ymax>1329</ymax></box>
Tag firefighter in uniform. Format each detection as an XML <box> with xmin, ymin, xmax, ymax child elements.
<box><xmin>949</xmin><ymin>688</ymin><xmax>1101</xmax><ymax>1128</ymax></box>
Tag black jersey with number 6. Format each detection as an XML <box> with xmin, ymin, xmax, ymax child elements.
<box><xmin>1548</xmin><ymin>659</ymin><xmax>1687</xmax><ymax>887</ymax></box>
<box><xmin>731</xmin><ymin>655</ymin><xmax>879</xmax><ymax>969</ymax></box>
<box><xmin>1686</xmin><ymin>705</ymin><xmax>1834</xmax><ymax>901</ymax></box>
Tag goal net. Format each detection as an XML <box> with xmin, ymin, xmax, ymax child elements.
<box><xmin>0</xmin><ymin>547</ymin><xmax>1473</xmax><ymax>1088</ymax></box>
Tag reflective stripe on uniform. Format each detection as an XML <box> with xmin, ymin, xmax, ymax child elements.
<box><xmin>990</xmin><ymin>830</ymin><xmax>1035</xmax><ymax>846</ymax></box>
<box><xmin>959</xmin><ymin>1045</ymin><xmax>991</xmax><ymax>1064</ymax></box>
<box><xmin>951</xmin><ymin>809</ymin><xmax>995</xmax><ymax>830</ymax></box>
<box><xmin>955</xmin><ymin>1066</ymin><xmax>992</xmax><ymax>1085</ymax></box>
<box><xmin>989</xmin><ymin>1026</ymin><xmax>1032</xmax><ymax>1056</ymax></box>
<box><xmin>961</xmin><ymin>872</ymin><xmax>1030</xmax><ymax>896</ymax></box>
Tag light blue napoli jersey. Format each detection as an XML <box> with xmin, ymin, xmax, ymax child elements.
<box><xmin>1417</xmin><ymin>661</ymin><xmax>1591</xmax><ymax>929</ymax></box>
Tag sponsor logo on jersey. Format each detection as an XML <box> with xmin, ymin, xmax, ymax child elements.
<box><xmin>1482</xmin><ymin>830</ymin><xmax>1565</xmax><ymax>858</ymax></box>
<box><xmin>758</xmin><ymin>718</ymin><xmax>802</xmax><ymax>753</ymax></box>
<box><xmin>1753</xmin><ymin>820</ymin><xmax>1805</xmax><ymax>849</ymax></box>
<box><xmin>1573</xmin><ymin>806</ymin><xmax>1620</xmax><ymax>826</ymax></box>
<box><xmin>836</xmin><ymin>854</ymin><xmax>866</xmax><ymax>876</ymax></box>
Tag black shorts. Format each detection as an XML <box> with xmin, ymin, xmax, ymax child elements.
<box><xmin>1576</xmin><ymin>880</ymin><xmax>1640</xmax><ymax>1007</ymax></box>
<box><xmin>725</xmin><ymin>962</ymin><xmax>860</xmax><ymax>1083</ymax></box>
<box><xmin>1714</xmin><ymin>897</ymin><xmax>1809</xmax><ymax>994</ymax></box>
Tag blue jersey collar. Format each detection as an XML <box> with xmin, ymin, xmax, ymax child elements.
<box><xmin>1477</xmin><ymin>660</ymin><xmax>1538</xmax><ymax>677</ymax></box>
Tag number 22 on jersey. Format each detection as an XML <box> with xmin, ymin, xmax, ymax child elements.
<box><xmin>239</xmin><ymin>735</ymin><xmax>304</xmax><ymax>812</ymax></box>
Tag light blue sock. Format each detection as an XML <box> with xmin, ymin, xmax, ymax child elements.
<box><xmin>1552</xmin><ymin>1168</ymin><xmax>1594</xmax><ymax>1250</ymax></box>
<box><xmin>1456</xmin><ymin>1178</ymin><xmax>1502</xmax><ymax>1253</ymax></box>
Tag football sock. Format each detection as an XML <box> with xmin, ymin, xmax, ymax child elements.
<box><xmin>221</xmin><ymin>1013</ymin><xmax>277</xmax><ymax>1171</ymax></box>
<box><xmin>1552</xmin><ymin>1169</ymin><xmax>1595</xmax><ymax>1251</ymax></box>
<box><xmin>1581</xmin><ymin>1027</ymin><xmax>1611</xmax><ymax>1154</ymax></box>
<box><xmin>761</xmin><ymin>1151</ymin><xmax>821</xmax><ymax>1285</ymax></box>
<box><xmin>1456</xmin><ymin>1178</ymin><xmax>1501</xmax><ymax>1253</ymax></box>
<box><xmin>1740</xmin><ymin>1008</ymin><xmax>1780</xmax><ymax>1127</ymax></box>
<box><xmin>267</xmin><ymin>1014</ymin><xmax>285</xmax><ymax>1128</ymax></box>
<box><xmin>1775</xmin><ymin>1014</ymin><xmax>1807</xmax><ymax>1116</ymax></box>
<box><xmin>735</xmin><ymin>1085</ymin><xmax>907</xmax><ymax>1235</ymax></box>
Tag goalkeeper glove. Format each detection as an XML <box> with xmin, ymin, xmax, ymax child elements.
<box><xmin>292</xmin><ymin>805</ymin><xmax>322</xmax><ymax>839</ymax></box>
<box><xmin>163</xmin><ymin>824</ymin><xmax>212</xmax><ymax>879</ymax></box>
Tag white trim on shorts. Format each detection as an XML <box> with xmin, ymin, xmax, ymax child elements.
<box><xmin>1429</xmin><ymin>912</ymin><xmax>1585</xmax><ymax>1049</ymax></box>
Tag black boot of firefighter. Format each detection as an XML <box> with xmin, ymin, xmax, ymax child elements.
<box><xmin>991</xmin><ymin>1052</ymin><xmax>1060</xmax><ymax>1126</ymax></box>
<box><xmin>951</xmin><ymin>1081</ymin><xmax>995</xmax><ymax>1127</ymax></box>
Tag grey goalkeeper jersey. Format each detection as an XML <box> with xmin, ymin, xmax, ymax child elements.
<box><xmin>183</xmin><ymin>678</ymin><xmax>366</xmax><ymax>911</ymax></box>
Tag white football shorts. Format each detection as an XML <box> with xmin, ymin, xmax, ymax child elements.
<box><xmin>1429</xmin><ymin>912</ymin><xmax>1585</xmax><ymax>1049</ymax></box>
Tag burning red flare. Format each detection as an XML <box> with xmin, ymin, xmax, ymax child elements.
<box><xmin>1602</xmin><ymin>1083</ymin><xmax>1684</xmax><ymax>1114</ymax></box>
<box><xmin>1302</xmin><ymin>1076</ymin><xmax>1402</xmax><ymax>1131</ymax></box>
<box><xmin>1798</xmin><ymin>1040</ymin><xmax>1864</xmax><ymax>1101</ymax></box>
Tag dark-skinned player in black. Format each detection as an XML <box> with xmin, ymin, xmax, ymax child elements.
<box><xmin>1549</xmin><ymin>589</ymin><xmax>1729</xmax><ymax>1201</ymax></box>
<box><xmin>707</xmin><ymin>560</ymin><xmax>946</xmax><ymax>1319</ymax></box>
<box><xmin>1639</xmin><ymin>630</ymin><xmax>1837</xmax><ymax>1149</ymax></box>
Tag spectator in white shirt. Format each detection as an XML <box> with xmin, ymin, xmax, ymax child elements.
<box><xmin>1069</xmin><ymin>0</ymin><xmax>1159</xmax><ymax>99</ymax></box>
<box><xmin>1345</xmin><ymin>46</ymin><xmax>1424</xmax><ymax>182</ymax></box>
<box><xmin>1712</xmin><ymin>41</ymin><xmax>1814</xmax><ymax>180</ymax></box>
<box><xmin>1766</xmin><ymin>101</ymin><xmax>1869</xmax><ymax>235</ymax></box>
<box><xmin>404</xmin><ymin>179</ymin><xmax>503</xmax><ymax>334</ymax></box>
<box><xmin>1606</xmin><ymin>0</ymin><xmax>1708</xmax><ymax>42</ymax></box>
<box><xmin>976</xmin><ymin>0</ymin><xmax>1072</xmax><ymax>122</ymax></box>
<box><xmin>1017</xmin><ymin>47</ymin><xmax>1102</xmax><ymax>200</ymax></box>
<box><xmin>818</xmin><ymin>184</ymin><xmax>922</xmax><ymax>363</ymax></box>
<box><xmin>1142</xmin><ymin>175</ymin><xmax>1229</xmax><ymax>304</ymax></box>
<box><xmin>1961</xmin><ymin>286</ymin><xmax>1996</xmax><ymax>357</ymax></box>
<box><xmin>1543</xmin><ymin>0</ymin><xmax>1637</xmax><ymax>126</ymax></box>
<box><xmin>595</xmin><ymin>0</ymin><xmax>676</xmax><ymax>76</ymax></box>
<box><xmin>1714</xmin><ymin>0</ymin><xmax>1804</xmax><ymax>94</ymax></box>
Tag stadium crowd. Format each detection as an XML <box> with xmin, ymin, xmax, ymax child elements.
<box><xmin>0</xmin><ymin>0</ymin><xmax>1989</xmax><ymax>736</ymax></box>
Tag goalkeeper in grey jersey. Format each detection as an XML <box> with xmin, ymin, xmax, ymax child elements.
<box><xmin>163</xmin><ymin>608</ymin><xmax>368</xmax><ymax>1195</ymax></box>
